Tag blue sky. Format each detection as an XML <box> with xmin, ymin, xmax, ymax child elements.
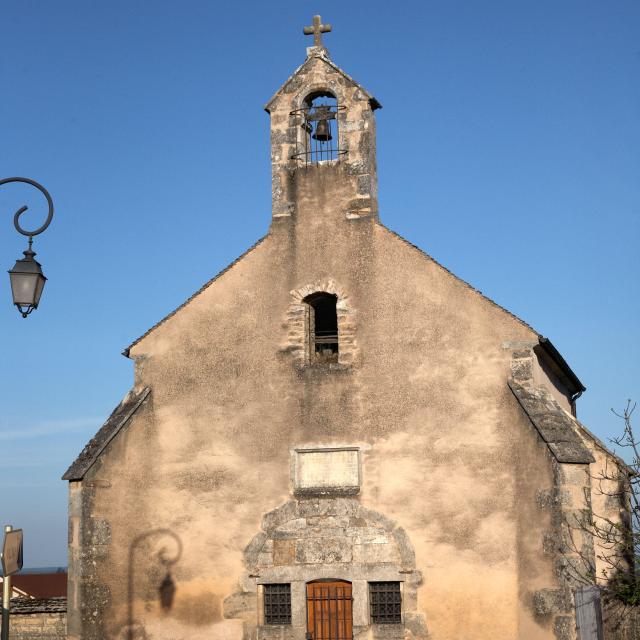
<box><xmin>0</xmin><ymin>1</ymin><xmax>638</xmax><ymax>566</ymax></box>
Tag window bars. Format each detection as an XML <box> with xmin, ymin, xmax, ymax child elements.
<box><xmin>369</xmin><ymin>582</ymin><xmax>402</xmax><ymax>624</ymax></box>
<box><xmin>290</xmin><ymin>104</ymin><xmax>347</xmax><ymax>165</ymax></box>
<box><xmin>264</xmin><ymin>583</ymin><xmax>292</xmax><ymax>625</ymax></box>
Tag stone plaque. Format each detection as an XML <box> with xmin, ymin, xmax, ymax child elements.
<box><xmin>293</xmin><ymin>447</ymin><xmax>360</xmax><ymax>495</ymax></box>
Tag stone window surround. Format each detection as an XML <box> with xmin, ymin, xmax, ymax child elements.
<box><xmin>282</xmin><ymin>280</ymin><xmax>357</xmax><ymax>369</ymax></box>
<box><xmin>255</xmin><ymin>574</ymin><xmax>407</xmax><ymax>630</ymax></box>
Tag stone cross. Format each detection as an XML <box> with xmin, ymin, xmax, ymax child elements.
<box><xmin>303</xmin><ymin>15</ymin><xmax>332</xmax><ymax>47</ymax></box>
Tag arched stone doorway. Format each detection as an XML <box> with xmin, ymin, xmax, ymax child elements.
<box><xmin>223</xmin><ymin>497</ymin><xmax>428</xmax><ymax>640</ymax></box>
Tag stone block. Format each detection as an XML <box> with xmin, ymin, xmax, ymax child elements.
<box><xmin>511</xmin><ymin>359</ymin><xmax>533</xmax><ymax>383</ymax></box>
<box><xmin>353</xmin><ymin>541</ymin><xmax>399</xmax><ymax>564</ymax></box>
<box><xmin>393</xmin><ymin>528</ymin><xmax>416</xmax><ymax>567</ymax></box>
<box><xmin>295</xmin><ymin>537</ymin><xmax>352</xmax><ymax>564</ymax></box>
<box><xmin>553</xmin><ymin>615</ymin><xmax>574</xmax><ymax>640</ymax></box>
<box><xmin>273</xmin><ymin>539</ymin><xmax>296</xmax><ymax>565</ymax></box>
<box><xmin>224</xmin><ymin>591</ymin><xmax>256</xmax><ymax>619</ymax></box>
<box><xmin>87</xmin><ymin>518</ymin><xmax>111</xmax><ymax>546</ymax></box>
<box><xmin>404</xmin><ymin>612</ymin><xmax>429</xmax><ymax>639</ymax></box>
<box><xmin>245</xmin><ymin>531</ymin><xmax>268</xmax><ymax>566</ymax></box>
<box><xmin>297</xmin><ymin>497</ymin><xmax>358</xmax><ymax>518</ymax></box>
<box><xmin>262</xmin><ymin>502</ymin><xmax>297</xmax><ymax>532</ymax></box>
<box><xmin>533</xmin><ymin>589</ymin><xmax>569</xmax><ymax>617</ymax></box>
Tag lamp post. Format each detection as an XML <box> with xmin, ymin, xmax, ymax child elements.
<box><xmin>1</xmin><ymin>177</ymin><xmax>54</xmax><ymax>317</ymax></box>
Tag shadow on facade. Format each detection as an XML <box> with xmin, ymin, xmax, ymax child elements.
<box><xmin>119</xmin><ymin>528</ymin><xmax>183</xmax><ymax>640</ymax></box>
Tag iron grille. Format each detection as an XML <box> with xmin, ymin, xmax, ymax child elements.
<box><xmin>264</xmin><ymin>583</ymin><xmax>291</xmax><ymax>625</ymax></box>
<box><xmin>290</xmin><ymin>104</ymin><xmax>347</xmax><ymax>165</ymax></box>
<box><xmin>369</xmin><ymin>582</ymin><xmax>401</xmax><ymax>624</ymax></box>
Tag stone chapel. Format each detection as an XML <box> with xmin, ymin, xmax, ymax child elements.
<box><xmin>63</xmin><ymin>17</ymin><xmax>629</xmax><ymax>640</ymax></box>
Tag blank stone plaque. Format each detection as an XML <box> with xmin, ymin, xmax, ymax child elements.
<box><xmin>293</xmin><ymin>447</ymin><xmax>360</xmax><ymax>496</ymax></box>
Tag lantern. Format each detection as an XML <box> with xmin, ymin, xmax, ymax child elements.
<box><xmin>8</xmin><ymin>243</ymin><xmax>47</xmax><ymax>318</ymax></box>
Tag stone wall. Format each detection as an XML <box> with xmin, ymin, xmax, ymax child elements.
<box><xmin>10</xmin><ymin>598</ymin><xmax>66</xmax><ymax>640</ymax></box>
<box><xmin>224</xmin><ymin>497</ymin><xmax>427</xmax><ymax>640</ymax></box>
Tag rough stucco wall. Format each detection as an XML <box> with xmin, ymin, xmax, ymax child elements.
<box><xmin>68</xmin><ymin>53</ymin><xmax>588</xmax><ymax>640</ymax></box>
<box><xmin>71</xmin><ymin>162</ymin><xmax>568</xmax><ymax>640</ymax></box>
<box><xmin>532</xmin><ymin>353</ymin><xmax>572</xmax><ymax>415</ymax></box>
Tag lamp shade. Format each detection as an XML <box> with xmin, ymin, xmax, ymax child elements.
<box><xmin>8</xmin><ymin>247</ymin><xmax>47</xmax><ymax>317</ymax></box>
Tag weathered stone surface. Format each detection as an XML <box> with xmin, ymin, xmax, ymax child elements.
<box><xmin>273</xmin><ymin>539</ymin><xmax>296</xmax><ymax>565</ymax></box>
<box><xmin>509</xmin><ymin>381</ymin><xmax>594</xmax><ymax>463</ymax></box>
<box><xmin>295</xmin><ymin>537</ymin><xmax>352</xmax><ymax>564</ymax></box>
<box><xmin>245</xmin><ymin>531</ymin><xmax>268</xmax><ymax>566</ymax></box>
<box><xmin>404</xmin><ymin>612</ymin><xmax>429</xmax><ymax>638</ymax></box>
<box><xmin>553</xmin><ymin>615</ymin><xmax>574</xmax><ymax>640</ymax></box>
<box><xmin>393</xmin><ymin>527</ymin><xmax>416</xmax><ymax>567</ymax></box>
<box><xmin>223</xmin><ymin>591</ymin><xmax>255</xmax><ymax>619</ymax></box>
<box><xmin>262</xmin><ymin>502</ymin><xmax>297</xmax><ymax>532</ymax></box>
<box><xmin>533</xmin><ymin>589</ymin><xmax>568</xmax><ymax>617</ymax></box>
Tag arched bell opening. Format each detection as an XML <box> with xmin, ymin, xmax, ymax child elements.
<box><xmin>291</xmin><ymin>91</ymin><xmax>345</xmax><ymax>165</ymax></box>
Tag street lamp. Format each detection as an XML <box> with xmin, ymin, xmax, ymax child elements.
<box><xmin>1</xmin><ymin>177</ymin><xmax>54</xmax><ymax>317</ymax></box>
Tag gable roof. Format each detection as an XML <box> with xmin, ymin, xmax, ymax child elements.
<box><xmin>62</xmin><ymin>387</ymin><xmax>150</xmax><ymax>481</ymax></box>
<box><xmin>379</xmin><ymin>223</ymin><xmax>586</xmax><ymax>394</ymax></box>
<box><xmin>123</xmin><ymin>236</ymin><xmax>267</xmax><ymax>357</ymax></box>
<box><xmin>10</xmin><ymin>597</ymin><xmax>66</xmax><ymax>614</ymax></box>
<box><xmin>264</xmin><ymin>52</ymin><xmax>381</xmax><ymax>113</ymax></box>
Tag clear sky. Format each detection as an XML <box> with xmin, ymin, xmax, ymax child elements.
<box><xmin>0</xmin><ymin>1</ymin><xmax>638</xmax><ymax>567</ymax></box>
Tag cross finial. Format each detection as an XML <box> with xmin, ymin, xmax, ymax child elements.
<box><xmin>303</xmin><ymin>15</ymin><xmax>332</xmax><ymax>47</ymax></box>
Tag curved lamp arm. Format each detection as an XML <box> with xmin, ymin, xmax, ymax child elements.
<box><xmin>0</xmin><ymin>177</ymin><xmax>54</xmax><ymax>238</ymax></box>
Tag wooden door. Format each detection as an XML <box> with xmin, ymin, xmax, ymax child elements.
<box><xmin>306</xmin><ymin>581</ymin><xmax>353</xmax><ymax>640</ymax></box>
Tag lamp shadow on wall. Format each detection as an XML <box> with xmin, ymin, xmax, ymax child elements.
<box><xmin>119</xmin><ymin>528</ymin><xmax>183</xmax><ymax>640</ymax></box>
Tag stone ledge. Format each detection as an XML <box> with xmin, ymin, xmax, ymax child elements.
<box><xmin>508</xmin><ymin>380</ymin><xmax>594</xmax><ymax>464</ymax></box>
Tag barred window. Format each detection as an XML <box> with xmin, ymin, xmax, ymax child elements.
<box><xmin>264</xmin><ymin>583</ymin><xmax>291</xmax><ymax>625</ymax></box>
<box><xmin>369</xmin><ymin>582</ymin><xmax>402</xmax><ymax>624</ymax></box>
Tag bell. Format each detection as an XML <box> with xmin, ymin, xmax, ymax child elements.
<box><xmin>312</xmin><ymin>118</ymin><xmax>332</xmax><ymax>142</ymax></box>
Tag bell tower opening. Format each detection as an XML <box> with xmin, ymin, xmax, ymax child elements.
<box><xmin>292</xmin><ymin>92</ymin><xmax>344</xmax><ymax>165</ymax></box>
<box><xmin>304</xmin><ymin>292</ymin><xmax>339</xmax><ymax>363</ymax></box>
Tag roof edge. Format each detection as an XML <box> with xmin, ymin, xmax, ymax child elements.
<box><xmin>535</xmin><ymin>337</ymin><xmax>586</xmax><ymax>396</ymax></box>
<box><xmin>377</xmin><ymin>223</ymin><xmax>539</xmax><ymax>336</ymax></box>
<box><xmin>264</xmin><ymin>54</ymin><xmax>381</xmax><ymax>113</ymax></box>
<box><xmin>62</xmin><ymin>387</ymin><xmax>151</xmax><ymax>481</ymax></box>
<box><xmin>124</xmin><ymin>236</ymin><xmax>268</xmax><ymax>357</ymax></box>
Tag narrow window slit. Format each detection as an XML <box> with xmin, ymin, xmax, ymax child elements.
<box><xmin>304</xmin><ymin>292</ymin><xmax>339</xmax><ymax>363</ymax></box>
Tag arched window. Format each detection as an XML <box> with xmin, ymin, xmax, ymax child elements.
<box><xmin>291</xmin><ymin>92</ymin><xmax>344</xmax><ymax>165</ymax></box>
<box><xmin>304</xmin><ymin>292</ymin><xmax>338</xmax><ymax>363</ymax></box>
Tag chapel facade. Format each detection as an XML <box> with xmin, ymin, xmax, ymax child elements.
<box><xmin>63</xmin><ymin>18</ymin><xmax>629</xmax><ymax>640</ymax></box>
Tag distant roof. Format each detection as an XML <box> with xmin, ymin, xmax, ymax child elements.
<box><xmin>62</xmin><ymin>387</ymin><xmax>150</xmax><ymax>481</ymax></box>
<box><xmin>18</xmin><ymin>567</ymin><xmax>66</xmax><ymax>575</ymax></box>
<box><xmin>10</xmin><ymin>597</ymin><xmax>66</xmax><ymax>614</ymax></box>
<box><xmin>11</xmin><ymin>572</ymin><xmax>67</xmax><ymax>599</ymax></box>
